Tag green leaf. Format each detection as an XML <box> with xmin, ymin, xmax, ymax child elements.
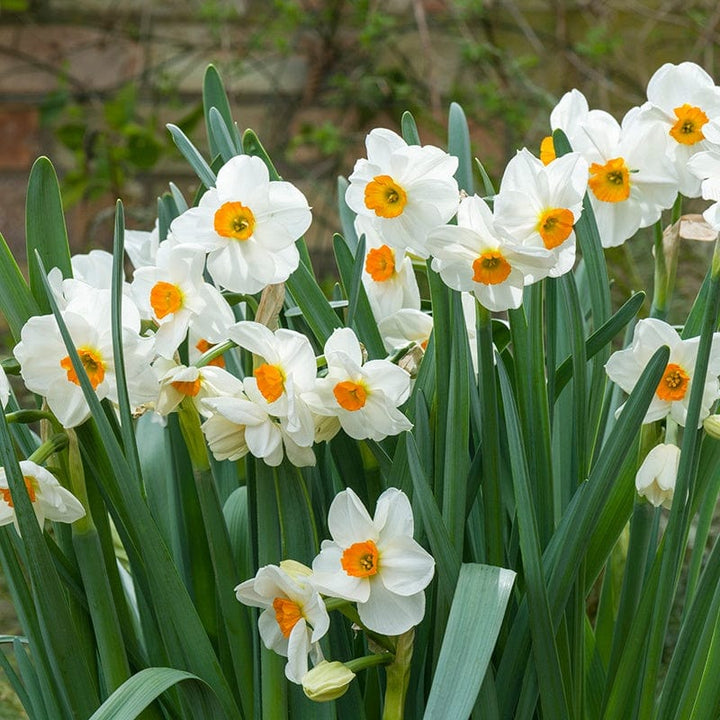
<box><xmin>167</xmin><ymin>124</ymin><xmax>216</xmax><ymax>188</ymax></box>
<box><xmin>203</xmin><ymin>64</ymin><xmax>242</xmax><ymax>158</ymax></box>
<box><xmin>448</xmin><ymin>102</ymin><xmax>474</xmax><ymax>194</ymax></box>
<box><xmin>88</xmin><ymin>667</ymin><xmax>212</xmax><ymax>720</ymax></box>
<box><xmin>285</xmin><ymin>260</ymin><xmax>341</xmax><ymax>346</ymax></box>
<box><xmin>337</xmin><ymin>176</ymin><xmax>359</xmax><ymax>253</ymax></box>
<box><xmin>208</xmin><ymin>106</ymin><xmax>240</xmax><ymax>163</ymax></box>
<box><xmin>25</xmin><ymin>156</ymin><xmax>72</xmax><ymax>314</ymax></box>
<box><xmin>332</xmin><ymin>233</ymin><xmax>384</xmax><ymax>358</ymax></box>
<box><xmin>401</xmin><ymin>111</ymin><xmax>421</xmax><ymax>145</ymax></box>
<box><xmin>0</xmin><ymin>231</ymin><xmax>39</xmax><ymax>341</ymax></box>
<box><xmin>424</xmin><ymin>564</ymin><xmax>515</xmax><ymax>720</ymax></box>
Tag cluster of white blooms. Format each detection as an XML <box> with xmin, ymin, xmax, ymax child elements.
<box><xmin>235</xmin><ymin>487</ymin><xmax>434</xmax><ymax>693</ymax></box>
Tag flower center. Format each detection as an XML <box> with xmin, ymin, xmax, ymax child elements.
<box><xmin>364</xmin><ymin>175</ymin><xmax>408</xmax><ymax>218</ymax></box>
<box><xmin>472</xmin><ymin>250</ymin><xmax>512</xmax><ymax>285</ymax></box>
<box><xmin>195</xmin><ymin>339</ymin><xmax>226</xmax><ymax>368</ymax></box>
<box><xmin>171</xmin><ymin>379</ymin><xmax>201</xmax><ymax>397</ymax></box>
<box><xmin>254</xmin><ymin>363</ymin><xmax>285</xmax><ymax>403</ymax></box>
<box><xmin>0</xmin><ymin>476</ymin><xmax>37</xmax><ymax>508</ymax></box>
<box><xmin>540</xmin><ymin>136</ymin><xmax>556</xmax><ymax>166</ymax></box>
<box><xmin>333</xmin><ymin>381</ymin><xmax>367</xmax><ymax>411</ymax></box>
<box><xmin>365</xmin><ymin>245</ymin><xmax>396</xmax><ymax>282</ymax></box>
<box><xmin>537</xmin><ymin>207</ymin><xmax>574</xmax><ymax>249</ymax></box>
<box><xmin>341</xmin><ymin>539</ymin><xmax>380</xmax><ymax>578</ymax></box>
<box><xmin>150</xmin><ymin>281</ymin><xmax>183</xmax><ymax>320</ymax></box>
<box><xmin>214</xmin><ymin>201</ymin><xmax>256</xmax><ymax>240</ymax></box>
<box><xmin>60</xmin><ymin>348</ymin><xmax>106</xmax><ymax>390</ymax></box>
<box><xmin>272</xmin><ymin>597</ymin><xmax>303</xmax><ymax>638</ymax></box>
<box><xmin>656</xmin><ymin>362</ymin><xmax>690</xmax><ymax>401</ymax></box>
<box><xmin>669</xmin><ymin>104</ymin><xmax>708</xmax><ymax>146</ymax></box>
<box><xmin>588</xmin><ymin>158</ymin><xmax>631</xmax><ymax>203</ymax></box>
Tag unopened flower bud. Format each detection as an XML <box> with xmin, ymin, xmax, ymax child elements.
<box><xmin>302</xmin><ymin>661</ymin><xmax>356</xmax><ymax>702</ymax></box>
<box><xmin>704</xmin><ymin>414</ymin><xmax>720</xmax><ymax>440</ymax></box>
<box><xmin>635</xmin><ymin>443</ymin><xmax>680</xmax><ymax>509</ymax></box>
<box><xmin>279</xmin><ymin>559</ymin><xmax>313</xmax><ymax>581</ymax></box>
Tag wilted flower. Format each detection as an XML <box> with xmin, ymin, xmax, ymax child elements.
<box><xmin>0</xmin><ymin>460</ymin><xmax>85</xmax><ymax>533</ymax></box>
<box><xmin>235</xmin><ymin>563</ymin><xmax>329</xmax><ymax>684</ymax></box>
<box><xmin>635</xmin><ymin>443</ymin><xmax>681</xmax><ymax>509</ymax></box>
<box><xmin>311</xmin><ymin>487</ymin><xmax>435</xmax><ymax>635</ymax></box>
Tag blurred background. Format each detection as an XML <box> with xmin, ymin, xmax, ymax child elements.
<box><xmin>1</xmin><ymin>0</ymin><xmax>720</xmax><ymax>715</ymax></box>
<box><xmin>1</xmin><ymin>0</ymin><xmax>719</xmax><ymax>274</ymax></box>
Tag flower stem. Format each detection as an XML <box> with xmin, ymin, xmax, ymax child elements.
<box><xmin>346</xmin><ymin>653</ymin><xmax>394</xmax><ymax>673</ymax></box>
<box><xmin>382</xmin><ymin>629</ymin><xmax>414</xmax><ymax>720</ymax></box>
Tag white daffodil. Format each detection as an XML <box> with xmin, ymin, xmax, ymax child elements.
<box><xmin>359</xmin><ymin>223</ymin><xmax>421</xmax><ymax>322</ymax></box>
<box><xmin>132</xmin><ymin>243</ymin><xmax>234</xmax><ymax>359</ymax></box>
<box><xmin>170</xmin><ymin>154</ymin><xmax>312</xmax><ymax>294</ymax></box>
<box><xmin>345</xmin><ymin>128</ymin><xmax>459</xmax><ymax>257</ymax></box>
<box><xmin>302</xmin><ymin>328</ymin><xmax>412</xmax><ymax>442</ymax></box>
<box><xmin>125</xmin><ymin>222</ymin><xmax>160</xmax><ymax>269</ymax></box>
<box><xmin>311</xmin><ymin>487</ymin><xmax>435</xmax><ymax>635</ymax></box>
<box><xmin>494</xmin><ymin>149</ymin><xmax>587</xmax><ymax>278</ymax></box>
<box><xmin>0</xmin><ymin>364</ymin><xmax>9</xmax><ymax>409</ymax></box>
<box><xmin>605</xmin><ymin>318</ymin><xmax>720</xmax><ymax>427</ymax></box>
<box><xmin>0</xmin><ymin>460</ymin><xmax>85</xmax><ymax>533</ymax></box>
<box><xmin>203</xmin><ymin>392</ymin><xmax>316</xmax><ymax>468</ymax></box>
<box><xmin>426</xmin><ymin>195</ymin><xmax>554</xmax><ymax>312</ymax></box>
<box><xmin>579</xmin><ymin>110</ymin><xmax>679</xmax><ymax>247</ymax></box>
<box><xmin>632</xmin><ymin>62</ymin><xmax>720</xmax><ymax>197</ymax></box>
<box><xmin>14</xmin><ymin>286</ymin><xmax>157</xmax><ymax>428</ymax></box>
<box><xmin>687</xmin><ymin>150</ymin><xmax>720</xmax><ymax>230</ymax></box>
<box><xmin>228</xmin><ymin>321</ymin><xmax>317</xmax><ymax>441</ymax></box>
<box><xmin>235</xmin><ymin>563</ymin><xmax>329</xmax><ymax>684</ymax></box>
<box><xmin>635</xmin><ymin>443</ymin><xmax>681</xmax><ymax>509</ymax></box>
<box><xmin>378</xmin><ymin>308</ymin><xmax>433</xmax><ymax>354</ymax></box>
<box><xmin>153</xmin><ymin>360</ymin><xmax>244</xmax><ymax>416</ymax></box>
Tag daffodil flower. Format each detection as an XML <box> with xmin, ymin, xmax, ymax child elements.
<box><xmin>345</xmin><ymin>128</ymin><xmax>459</xmax><ymax>257</ymax></box>
<box><xmin>235</xmin><ymin>563</ymin><xmax>329</xmax><ymax>684</ymax></box>
<box><xmin>132</xmin><ymin>244</ymin><xmax>234</xmax><ymax>359</ymax></box>
<box><xmin>426</xmin><ymin>194</ymin><xmax>554</xmax><ymax>312</ymax></box>
<box><xmin>632</xmin><ymin>62</ymin><xmax>720</xmax><ymax>197</ymax></box>
<box><xmin>494</xmin><ymin>148</ymin><xmax>587</xmax><ymax>278</ymax></box>
<box><xmin>14</xmin><ymin>284</ymin><xmax>157</xmax><ymax>428</ymax></box>
<box><xmin>605</xmin><ymin>318</ymin><xmax>720</xmax><ymax>427</ymax></box>
<box><xmin>170</xmin><ymin>154</ymin><xmax>312</xmax><ymax>294</ymax></box>
<box><xmin>311</xmin><ymin>487</ymin><xmax>435</xmax><ymax>636</ymax></box>
<box><xmin>302</xmin><ymin>328</ymin><xmax>412</xmax><ymax>442</ymax></box>
<box><xmin>0</xmin><ymin>460</ymin><xmax>85</xmax><ymax>534</ymax></box>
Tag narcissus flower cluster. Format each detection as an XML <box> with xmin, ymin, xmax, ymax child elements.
<box><xmin>235</xmin><ymin>488</ymin><xmax>434</xmax><ymax>692</ymax></box>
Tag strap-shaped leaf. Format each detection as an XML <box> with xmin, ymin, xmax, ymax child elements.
<box><xmin>25</xmin><ymin>156</ymin><xmax>72</xmax><ymax>314</ymax></box>
<box><xmin>167</xmin><ymin>124</ymin><xmax>216</xmax><ymax>189</ymax></box>
<box><xmin>88</xmin><ymin>667</ymin><xmax>211</xmax><ymax>720</ymax></box>
<box><xmin>203</xmin><ymin>64</ymin><xmax>242</xmax><ymax>157</ymax></box>
<box><xmin>0</xmin><ymin>231</ymin><xmax>38</xmax><ymax>341</ymax></box>
<box><xmin>424</xmin><ymin>564</ymin><xmax>515</xmax><ymax>720</ymax></box>
<box><xmin>448</xmin><ymin>102</ymin><xmax>474</xmax><ymax>194</ymax></box>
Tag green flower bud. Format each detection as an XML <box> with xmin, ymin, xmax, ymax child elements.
<box><xmin>302</xmin><ymin>661</ymin><xmax>356</xmax><ymax>702</ymax></box>
<box><xmin>704</xmin><ymin>414</ymin><xmax>720</xmax><ymax>440</ymax></box>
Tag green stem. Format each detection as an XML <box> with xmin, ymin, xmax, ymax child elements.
<box><xmin>382</xmin><ymin>629</ymin><xmax>414</xmax><ymax>720</ymax></box>
<box><xmin>346</xmin><ymin>653</ymin><xmax>395</xmax><ymax>673</ymax></box>
<box><xmin>334</xmin><ymin>603</ymin><xmax>396</xmax><ymax>654</ymax></box>
<box><xmin>477</xmin><ymin>302</ymin><xmax>503</xmax><ymax>567</ymax></box>
<box><xmin>27</xmin><ymin>433</ymin><xmax>68</xmax><ymax>466</ymax></box>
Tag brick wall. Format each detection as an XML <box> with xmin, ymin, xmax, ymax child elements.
<box><xmin>1</xmin><ymin>0</ymin><xmax>719</xmax><ymax>273</ymax></box>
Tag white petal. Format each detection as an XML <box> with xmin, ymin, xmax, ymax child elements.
<box><xmin>357</xmin><ymin>581</ymin><xmax>426</xmax><ymax>635</ymax></box>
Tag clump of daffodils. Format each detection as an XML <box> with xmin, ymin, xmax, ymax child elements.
<box><xmin>235</xmin><ymin>488</ymin><xmax>434</xmax><ymax>693</ymax></box>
